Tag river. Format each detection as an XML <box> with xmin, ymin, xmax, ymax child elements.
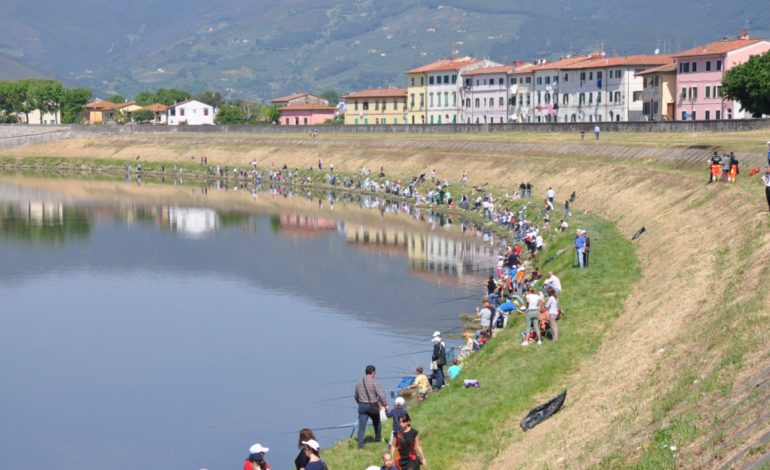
<box><xmin>0</xmin><ymin>176</ymin><xmax>500</xmax><ymax>470</ymax></box>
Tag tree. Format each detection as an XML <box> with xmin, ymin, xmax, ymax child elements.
<box><xmin>61</xmin><ymin>87</ymin><xmax>92</xmax><ymax>124</ymax></box>
<box><xmin>319</xmin><ymin>89</ymin><xmax>341</xmax><ymax>106</ymax></box>
<box><xmin>263</xmin><ymin>104</ymin><xmax>281</xmax><ymax>124</ymax></box>
<box><xmin>722</xmin><ymin>51</ymin><xmax>770</xmax><ymax>117</ymax></box>
<box><xmin>195</xmin><ymin>91</ymin><xmax>223</xmax><ymax>108</ymax></box>
<box><xmin>107</xmin><ymin>94</ymin><xmax>126</xmax><ymax>103</ymax></box>
<box><xmin>214</xmin><ymin>105</ymin><xmax>245</xmax><ymax>124</ymax></box>
<box><xmin>131</xmin><ymin>109</ymin><xmax>156</xmax><ymax>124</ymax></box>
<box><xmin>114</xmin><ymin>109</ymin><xmax>131</xmax><ymax>124</ymax></box>
<box><xmin>135</xmin><ymin>91</ymin><xmax>155</xmax><ymax>106</ymax></box>
<box><xmin>28</xmin><ymin>80</ymin><xmax>64</xmax><ymax>123</ymax></box>
<box><xmin>154</xmin><ymin>88</ymin><xmax>191</xmax><ymax>105</ymax></box>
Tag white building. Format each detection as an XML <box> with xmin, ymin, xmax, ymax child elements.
<box><xmin>16</xmin><ymin>109</ymin><xmax>61</xmax><ymax>125</ymax></box>
<box><xmin>508</xmin><ymin>63</ymin><xmax>535</xmax><ymax>122</ymax></box>
<box><xmin>167</xmin><ymin>99</ymin><xmax>216</xmax><ymax>125</ymax></box>
<box><xmin>528</xmin><ymin>56</ymin><xmax>591</xmax><ymax>123</ymax></box>
<box><xmin>409</xmin><ymin>57</ymin><xmax>500</xmax><ymax>124</ymax></box>
<box><xmin>557</xmin><ymin>54</ymin><xmax>673</xmax><ymax>122</ymax></box>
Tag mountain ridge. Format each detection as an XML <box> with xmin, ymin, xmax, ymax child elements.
<box><xmin>2</xmin><ymin>1</ymin><xmax>769</xmax><ymax>100</ymax></box>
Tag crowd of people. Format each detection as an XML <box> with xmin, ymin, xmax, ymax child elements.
<box><xmin>238</xmin><ymin>173</ymin><xmax>577</xmax><ymax>469</ymax></box>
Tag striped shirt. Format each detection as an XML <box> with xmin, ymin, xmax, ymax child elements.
<box><xmin>354</xmin><ymin>375</ymin><xmax>387</xmax><ymax>405</ymax></box>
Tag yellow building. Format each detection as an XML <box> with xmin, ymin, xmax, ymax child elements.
<box><xmin>637</xmin><ymin>63</ymin><xmax>677</xmax><ymax>121</ymax></box>
<box><xmin>342</xmin><ymin>88</ymin><xmax>408</xmax><ymax>125</ymax></box>
<box><xmin>406</xmin><ymin>72</ymin><xmax>427</xmax><ymax>124</ymax></box>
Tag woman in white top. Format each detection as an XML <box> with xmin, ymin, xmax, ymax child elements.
<box><xmin>523</xmin><ymin>287</ymin><xmax>544</xmax><ymax>345</ymax></box>
<box><xmin>545</xmin><ymin>288</ymin><xmax>559</xmax><ymax>341</ymax></box>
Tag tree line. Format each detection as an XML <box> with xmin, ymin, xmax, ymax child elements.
<box><xmin>0</xmin><ymin>79</ymin><xmax>91</xmax><ymax>124</ymax></box>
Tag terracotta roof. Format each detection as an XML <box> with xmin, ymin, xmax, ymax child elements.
<box><xmin>84</xmin><ymin>99</ymin><xmax>123</xmax><ymax>110</ymax></box>
<box><xmin>463</xmin><ymin>65</ymin><xmax>514</xmax><ymax>76</ymax></box>
<box><xmin>280</xmin><ymin>104</ymin><xmax>336</xmax><ymax>111</ymax></box>
<box><xmin>636</xmin><ymin>62</ymin><xmax>677</xmax><ymax>75</ymax></box>
<box><xmin>143</xmin><ymin>103</ymin><xmax>169</xmax><ymax>112</ymax></box>
<box><xmin>508</xmin><ymin>63</ymin><xmax>536</xmax><ymax>75</ymax></box>
<box><xmin>559</xmin><ymin>54</ymin><xmax>673</xmax><ymax>70</ymax></box>
<box><xmin>528</xmin><ymin>56</ymin><xmax>591</xmax><ymax>71</ymax></box>
<box><xmin>342</xmin><ymin>88</ymin><xmax>407</xmax><ymax>99</ymax></box>
<box><xmin>407</xmin><ymin>57</ymin><xmax>482</xmax><ymax>73</ymax></box>
<box><xmin>271</xmin><ymin>93</ymin><xmax>313</xmax><ymax>103</ymax></box>
<box><xmin>673</xmin><ymin>38</ymin><xmax>767</xmax><ymax>58</ymax></box>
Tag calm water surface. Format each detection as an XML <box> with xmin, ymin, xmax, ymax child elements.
<box><xmin>0</xmin><ymin>179</ymin><xmax>498</xmax><ymax>470</ymax></box>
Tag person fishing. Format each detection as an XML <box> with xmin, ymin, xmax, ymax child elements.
<box><xmin>762</xmin><ymin>167</ymin><xmax>770</xmax><ymax>212</ymax></box>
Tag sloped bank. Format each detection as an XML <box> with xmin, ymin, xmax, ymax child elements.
<box><xmin>2</xmin><ymin>132</ymin><xmax>769</xmax><ymax>468</ymax></box>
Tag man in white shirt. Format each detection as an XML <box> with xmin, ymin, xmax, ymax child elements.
<box><xmin>544</xmin><ymin>271</ymin><xmax>561</xmax><ymax>293</ymax></box>
<box><xmin>762</xmin><ymin>167</ymin><xmax>770</xmax><ymax>212</ymax></box>
<box><xmin>523</xmin><ymin>288</ymin><xmax>544</xmax><ymax>345</ymax></box>
<box><xmin>546</xmin><ymin>187</ymin><xmax>555</xmax><ymax>203</ymax></box>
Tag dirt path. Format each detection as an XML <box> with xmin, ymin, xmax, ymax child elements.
<box><xmin>3</xmin><ymin>134</ymin><xmax>770</xmax><ymax>468</ymax></box>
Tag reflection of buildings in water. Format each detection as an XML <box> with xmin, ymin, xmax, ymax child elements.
<box><xmin>14</xmin><ymin>201</ymin><xmax>64</xmax><ymax>226</ymax></box>
<box><xmin>280</xmin><ymin>214</ymin><xmax>337</xmax><ymax>237</ymax></box>
<box><xmin>343</xmin><ymin>224</ymin><xmax>498</xmax><ymax>280</ymax></box>
<box><xmin>167</xmin><ymin>207</ymin><xmax>218</xmax><ymax>239</ymax></box>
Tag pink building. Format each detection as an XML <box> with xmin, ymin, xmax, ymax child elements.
<box><xmin>280</xmin><ymin>104</ymin><xmax>337</xmax><ymax>126</ymax></box>
<box><xmin>674</xmin><ymin>33</ymin><xmax>770</xmax><ymax>121</ymax></box>
<box><xmin>461</xmin><ymin>65</ymin><xmax>513</xmax><ymax>124</ymax></box>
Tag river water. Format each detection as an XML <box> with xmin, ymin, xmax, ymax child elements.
<box><xmin>0</xmin><ymin>177</ymin><xmax>499</xmax><ymax>470</ymax></box>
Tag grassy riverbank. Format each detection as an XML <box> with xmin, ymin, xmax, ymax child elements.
<box><xmin>3</xmin><ymin>130</ymin><xmax>770</xmax><ymax>468</ymax></box>
<box><xmin>322</xmin><ymin>213</ymin><xmax>640</xmax><ymax>469</ymax></box>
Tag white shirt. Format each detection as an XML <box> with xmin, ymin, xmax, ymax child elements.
<box><xmin>545</xmin><ymin>274</ymin><xmax>562</xmax><ymax>291</ymax></box>
<box><xmin>547</xmin><ymin>189</ymin><xmax>555</xmax><ymax>199</ymax></box>
<box><xmin>526</xmin><ymin>293</ymin><xmax>541</xmax><ymax>310</ymax></box>
<box><xmin>763</xmin><ymin>173</ymin><xmax>770</xmax><ymax>187</ymax></box>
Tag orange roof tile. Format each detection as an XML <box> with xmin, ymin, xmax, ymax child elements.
<box><xmin>559</xmin><ymin>54</ymin><xmax>673</xmax><ymax>70</ymax></box>
<box><xmin>84</xmin><ymin>99</ymin><xmax>122</xmax><ymax>110</ymax></box>
<box><xmin>407</xmin><ymin>57</ymin><xmax>482</xmax><ymax>73</ymax></box>
<box><xmin>143</xmin><ymin>103</ymin><xmax>169</xmax><ymax>112</ymax></box>
<box><xmin>271</xmin><ymin>93</ymin><xmax>314</xmax><ymax>103</ymax></box>
<box><xmin>528</xmin><ymin>56</ymin><xmax>591</xmax><ymax>71</ymax></box>
<box><xmin>673</xmin><ymin>38</ymin><xmax>767</xmax><ymax>58</ymax></box>
<box><xmin>342</xmin><ymin>88</ymin><xmax>407</xmax><ymax>99</ymax></box>
<box><xmin>463</xmin><ymin>65</ymin><xmax>514</xmax><ymax>76</ymax></box>
<box><xmin>636</xmin><ymin>62</ymin><xmax>677</xmax><ymax>75</ymax></box>
<box><xmin>280</xmin><ymin>104</ymin><xmax>336</xmax><ymax>111</ymax></box>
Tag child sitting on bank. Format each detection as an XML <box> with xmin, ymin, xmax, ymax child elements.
<box><xmin>409</xmin><ymin>367</ymin><xmax>431</xmax><ymax>401</ymax></box>
<box><xmin>447</xmin><ymin>359</ymin><xmax>462</xmax><ymax>380</ymax></box>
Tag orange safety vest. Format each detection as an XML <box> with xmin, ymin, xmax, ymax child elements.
<box><xmin>711</xmin><ymin>163</ymin><xmax>722</xmax><ymax>178</ymax></box>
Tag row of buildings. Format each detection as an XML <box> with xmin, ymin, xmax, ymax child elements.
<box><xmin>283</xmin><ymin>32</ymin><xmax>768</xmax><ymax>126</ymax></box>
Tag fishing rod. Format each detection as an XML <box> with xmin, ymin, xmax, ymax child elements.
<box><xmin>316</xmin><ymin>375</ymin><xmax>404</xmax><ymax>386</ymax></box>
<box><xmin>275</xmin><ymin>421</ymin><xmax>358</xmax><ymax>436</ymax></box>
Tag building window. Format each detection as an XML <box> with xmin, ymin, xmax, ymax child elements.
<box><xmin>705</xmin><ymin>87</ymin><xmax>710</xmax><ymax>98</ymax></box>
<box><xmin>375</xmin><ymin>100</ymin><xmax>379</xmax><ymax>111</ymax></box>
<box><xmin>429</xmin><ymin>93</ymin><xmax>434</xmax><ymax>107</ymax></box>
<box><xmin>204</xmin><ymin>108</ymin><xmax>209</xmax><ymax>116</ymax></box>
<box><xmin>716</xmin><ymin>86</ymin><xmax>722</xmax><ymax>98</ymax></box>
<box><xmin>716</xmin><ymin>110</ymin><xmax>721</xmax><ymax>120</ymax></box>
<box><xmin>563</xmin><ymin>94</ymin><xmax>568</xmax><ymax>105</ymax></box>
<box><xmin>452</xmin><ymin>75</ymin><xmax>457</xmax><ymax>84</ymax></box>
<box><xmin>180</xmin><ymin>108</ymin><xmax>185</xmax><ymax>116</ymax></box>
<box><xmin>465</xmin><ymin>78</ymin><xmax>471</xmax><ymax>86</ymax></box>
<box><xmin>580</xmin><ymin>72</ymin><xmax>586</xmax><ymax>82</ymax></box>
<box><xmin>303</xmin><ymin>117</ymin><xmax>308</xmax><ymax>125</ymax></box>
<box><xmin>475</xmin><ymin>98</ymin><xmax>480</xmax><ymax>107</ymax></box>
<box><xmin>705</xmin><ymin>110</ymin><xmax>710</xmax><ymax>120</ymax></box>
<box><xmin>420</xmin><ymin>77</ymin><xmax>424</xmax><ymax>85</ymax></box>
<box><xmin>452</xmin><ymin>92</ymin><xmax>456</xmax><ymax>106</ymax></box>
<box><xmin>681</xmin><ymin>87</ymin><xmax>686</xmax><ymax>99</ymax></box>
<box><xmin>545</xmin><ymin>76</ymin><xmax>551</xmax><ymax>84</ymax></box>
<box><xmin>692</xmin><ymin>111</ymin><xmax>697</xmax><ymax>120</ymax></box>
<box><xmin>429</xmin><ymin>76</ymin><xmax>435</xmax><ymax>85</ymax></box>
<box><xmin>716</xmin><ymin>59</ymin><xmax>722</xmax><ymax>71</ymax></box>
<box><xmin>363</xmin><ymin>101</ymin><xmax>369</xmax><ymax>110</ymax></box>
<box><xmin>597</xmin><ymin>71</ymin><xmax>602</xmax><ymax>80</ymax></box>
<box><xmin>498</xmin><ymin>77</ymin><xmax>504</xmax><ymax>85</ymax></box>
<box><xmin>614</xmin><ymin>91</ymin><xmax>621</xmax><ymax>102</ymax></box>
<box><xmin>420</xmin><ymin>93</ymin><xmax>424</xmax><ymax>107</ymax></box>
<box><xmin>632</xmin><ymin>91</ymin><xmax>643</xmax><ymax>101</ymax></box>
<box><xmin>285</xmin><ymin>117</ymin><xmax>289</xmax><ymax>125</ymax></box>
<box><xmin>525</xmin><ymin>77</ymin><xmax>531</xmax><ymax>84</ymax></box>
<box><xmin>579</xmin><ymin>93</ymin><xmax>585</xmax><ymax>105</ymax></box>
<box><xmin>706</xmin><ymin>61</ymin><xmax>712</xmax><ymax>71</ymax></box>
<box><xmin>597</xmin><ymin>92</ymin><xmax>601</xmax><ymax>104</ymax></box>
<box><xmin>499</xmin><ymin>97</ymin><xmax>504</xmax><ymax>106</ymax></box>
<box><xmin>682</xmin><ymin>111</ymin><xmax>687</xmax><ymax>120</ymax></box>
<box><xmin>411</xmin><ymin>77</ymin><xmax>415</xmax><ymax>86</ymax></box>
<box><xmin>691</xmin><ymin>62</ymin><xmax>697</xmax><ymax>72</ymax></box>
<box><xmin>444</xmin><ymin>92</ymin><xmax>448</xmax><ymax>107</ymax></box>
<box><xmin>409</xmin><ymin>94</ymin><xmax>414</xmax><ymax>108</ymax></box>
<box><xmin>537</xmin><ymin>92</ymin><xmax>542</xmax><ymax>104</ymax></box>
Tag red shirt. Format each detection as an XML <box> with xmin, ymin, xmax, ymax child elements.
<box><xmin>244</xmin><ymin>460</ymin><xmax>271</xmax><ymax>470</ymax></box>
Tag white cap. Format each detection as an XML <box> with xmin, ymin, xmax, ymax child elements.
<box><xmin>249</xmin><ymin>443</ymin><xmax>269</xmax><ymax>454</ymax></box>
<box><xmin>395</xmin><ymin>396</ymin><xmax>406</xmax><ymax>406</ymax></box>
<box><xmin>432</xmin><ymin>331</ymin><xmax>441</xmax><ymax>338</ymax></box>
<box><xmin>301</xmin><ymin>439</ymin><xmax>320</xmax><ymax>451</ymax></box>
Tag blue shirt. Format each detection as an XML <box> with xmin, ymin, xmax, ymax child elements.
<box><xmin>575</xmin><ymin>235</ymin><xmax>585</xmax><ymax>249</ymax></box>
<box><xmin>447</xmin><ymin>364</ymin><xmax>462</xmax><ymax>380</ymax></box>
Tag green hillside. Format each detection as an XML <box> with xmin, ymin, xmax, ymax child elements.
<box><xmin>2</xmin><ymin>0</ymin><xmax>770</xmax><ymax>100</ymax></box>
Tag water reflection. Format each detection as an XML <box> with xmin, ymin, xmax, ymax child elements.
<box><xmin>0</xmin><ymin>177</ymin><xmax>502</xmax><ymax>470</ymax></box>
